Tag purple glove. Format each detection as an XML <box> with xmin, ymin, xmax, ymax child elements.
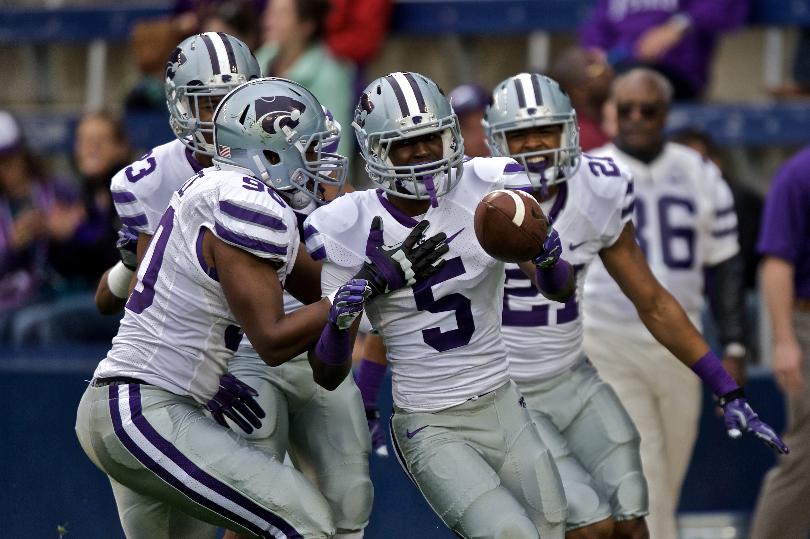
<box><xmin>354</xmin><ymin>217</ymin><xmax>449</xmax><ymax>299</ymax></box>
<box><xmin>329</xmin><ymin>279</ymin><xmax>371</xmax><ymax>330</ymax></box>
<box><xmin>719</xmin><ymin>390</ymin><xmax>789</xmax><ymax>454</ymax></box>
<box><xmin>206</xmin><ymin>373</ymin><xmax>266</xmax><ymax>434</ymax></box>
<box><xmin>116</xmin><ymin>226</ymin><xmax>139</xmax><ymax>270</ymax></box>
<box><xmin>533</xmin><ymin>226</ymin><xmax>562</xmax><ymax>269</ymax></box>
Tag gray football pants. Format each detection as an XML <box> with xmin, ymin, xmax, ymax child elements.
<box><xmin>228</xmin><ymin>352</ymin><xmax>373</xmax><ymax>533</ymax></box>
<box><xmin>390</xmin><ymin>381</ymin><xmax>567</xmax><ymax>539</ymax></box>
<box><xmin>750</xmin><ymin>309</ymin><xmax>810</xmax><ymax>538</ymax></box>
<box><xmin>518</xmin><ymin>358</ymin><xmax>648</xmax><ymax>530</ymax></box>
<box><xmin>75</xmin><ymin>382</ymin><xmax>335</xmax><ymax>539</ymax></box>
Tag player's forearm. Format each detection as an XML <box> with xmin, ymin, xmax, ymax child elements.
<box><xmin>251</xmin><ymin>299</ymin><xmax>333</xmax><ymax>366</ymax></box>
<box><xmin>308</xmin><ymin>323</ymin><xmax>355</xmax><ymax>390</ymax></box>
<box><xmin>535</xmin><ymin>259</ymin><xmax>576</xmax><ymax>302</ymax></box>
<box><xmin>761</xmin><ymin>257</ymin><xmax>797</xmax><ymax>344</ymax></box>
<box><xmin>636</xmin><ymin>288</ymin><xmax>711</xmax><ymax>367</ymax></box>
<box><xmin>94</xmin><ymin>265</ymin><xmax>129</xmax><ymax>315</ymax></box>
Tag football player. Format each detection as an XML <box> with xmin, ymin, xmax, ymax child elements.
<box><xmin>75</xmin><ymin>77</ymin><xmax>445</xmax><ymax>539</ymax></box>
<box><xmin>95</xmin><ymin>32</ymin><xmax>261</xmax><ymax>313</ymax></box>
<box><xmin>304</xmin><ymin>71</ymin><xmax>575</xmax><ymax>539</ymax></box>
<box><xmin>582</xmin><ymin>68</ymin><xmax>766</xmax><ymax>539</ymax></box>
<box><xmin>485</xmin><ymin>73</ymin><xmax>787</xmax><ymax>539</ymax></box>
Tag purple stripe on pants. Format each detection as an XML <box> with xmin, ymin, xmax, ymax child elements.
<box><xmin>108</xmin><ymin>384</ymin><xmax>302</xmax><ymax>538</ymax></box>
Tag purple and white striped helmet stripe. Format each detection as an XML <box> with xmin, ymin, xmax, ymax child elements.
<box><xmin>109</xmin><ymin>384</ymin><xmax>302</xmax><ymax>538</ymax></box>
<box><xmin>200</xmin><ymin>33</ymin><xmax>237</xmax><ymax>76</ymax></box>
<box><xmin>385</xmin><ymin>72</ymin><xmax>428</xmax><ymax>117</ymax></box>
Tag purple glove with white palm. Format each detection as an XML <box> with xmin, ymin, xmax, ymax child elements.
<box><xmin>719</xmin><ymin>389</ymin><xmax>789</xmax><ymax>454</ymax></box>
<box><xmin>206</xmin><ymin>373</ymin><xmax>266</xmax><ymax>434</ymax></box>
<box><xmin>693</xmin><ymin>351</ymin><xmax>789</xmax><ymax>454</ymax></box>
<box><xmin>329</xmin><ymin>279</ymin><xmax>371</xmax><ymax>330</ymax></box>
<box><xmin>533</xmin><ymin>226</ymin><xmax>562</xmax><ymax>269</ymax></box>
<box><xmin>354</xmin><ymin>216</ymin><xmax>448</xmax><ymax>299</ymax></box>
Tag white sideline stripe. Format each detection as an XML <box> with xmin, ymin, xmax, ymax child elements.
<box><xmin>209</xmin><ymin>33</ymin><xmax>232</xmax><ymax>75</ymax></box>
<box><xmin>392</xmin><ymin>72</ymin><xmax>420</xmax><ymax>116</ymax></box>
<box><xmin>501</xmin><ymin>189</ymin><xmax>525</xmax><ymax>226</ymax></box>
<box><xmin>116</xmin><ymin>385</ymin><xmax>286</xmax><ymax>539</ymax></box>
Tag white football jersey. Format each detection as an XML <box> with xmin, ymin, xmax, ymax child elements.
<box><xmin>94</xmin><ymin>167</ymin><xmax>300</xmax><ymax>403</ymax></box>
<box><xmin>584</xmin><ymin>142</ymin><xmax>739</xmax><ymax>338</ymax></box>
<box><xmin>503</xmin><ymin>155</ymin><xmax>634</xmax><ymax>382</ymax></box>
<box><xmin>111</xmin><ymin>139</ymin><xmax>204</xmax><ymax>235</ymax></box>
<box><xmin>304</xmin><ymin>157</ymin><xmax>524</xmax><ymax>412</ymax></box>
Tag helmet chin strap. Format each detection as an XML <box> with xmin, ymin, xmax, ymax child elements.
<box><xmin>421</xmin><ymin>174</ymin><xmax>439</xmax><ymax>208</ymax></box>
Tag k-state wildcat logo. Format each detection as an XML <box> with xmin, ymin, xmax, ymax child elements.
<box><xmin>255</xmin><ymin>96</ymin><xmax>307</xmax><ymax>135</ymax></box>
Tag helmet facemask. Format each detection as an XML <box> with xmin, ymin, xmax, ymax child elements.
<box><xmin>360</xmin><ymin>115</ymin><xmax>464</xmax><ymax>208</ymax></box>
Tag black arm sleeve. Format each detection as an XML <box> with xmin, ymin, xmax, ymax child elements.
<box><xmin>707</xmin><ymin>252</ymin><xmax>747</xmax><ymax>349</ymax></box>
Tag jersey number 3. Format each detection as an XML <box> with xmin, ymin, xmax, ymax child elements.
<box><xmin>413</xmin><ymin>257</ymin><xmax>475</xmax><ymax>352</ymax></box>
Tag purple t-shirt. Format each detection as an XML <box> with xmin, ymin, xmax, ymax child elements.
<box><xmin>580</xmin><ymin>0</ymin><xmax>748</xmax><ymax>95</ymax></box>
<box><xmin>757</xmin><ymin>145</ymin><xmax>810</xmax><ymax>300</ymax></box>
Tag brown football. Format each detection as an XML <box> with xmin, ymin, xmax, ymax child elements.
<box><xmin>473</xmin><ymin>189</ymin><xmax>549</xmax><ymax>263</ymax></box>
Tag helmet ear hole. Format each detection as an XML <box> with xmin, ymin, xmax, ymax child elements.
<box><xmin>263</xmin><ymin>149</ymin><xmax>281</xmax><ymax>165</ymax></box>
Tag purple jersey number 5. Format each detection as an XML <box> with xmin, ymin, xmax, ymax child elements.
<box><xmin>413</xmin><ymin>256</ymin><xmax>475</xmax><ymax>352</ymax></box>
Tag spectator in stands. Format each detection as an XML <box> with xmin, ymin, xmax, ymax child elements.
<box><xmin>750</xmin><ymin>144</ymin><xmax>810</xmax><ymax>539</ymax></box>
<box><xmin>325</xmin><ymin>0</ymin><xmax>392</xmax><ymax>66</ymax></box>
<box><xmin>671</xmin><ymin>127</ymin><xmax>763</xmax><ymax>372</ymax></box>
<box><xmin>582</xmin><ymin>69</ymin><xmax>748</xmax><ymax>539</ymax></box>
<box><xmin>125</xmin><ymin>18</ymin><xmax>183</xmax><ymax>113</ymax></box>
<box><xmin>256</xmin><ymin>0</ymin><xmax>355</xmax><ymax>161</ymax></box>
<box><xmin>198</xmin><ymin>0</ymin><xmax>263</xmax><ymax>51</ymax></box>
<box><xmin>580</xmin><ymin>0</ymin><xmax>749</xmax><ymax>100</ymax></box>
<box><xmin>5</xmin><ymin>112</ymin><xmax>128</xmax><ymax>346</ymax></box>
<box><xmin>448</xmin><ymin>83</ymin><xmax>489</xmax><ymax>158</ymax></box>
<box><xmin>550</xmin><ymin>47</ymin><xmax>614</xmax><ymax>151</ymax></box>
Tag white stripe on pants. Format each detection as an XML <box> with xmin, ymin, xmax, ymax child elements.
<box><xmin>584</xmin><ymin>327</ymin><xmax>702</xmax><ymax>539</ymax></box>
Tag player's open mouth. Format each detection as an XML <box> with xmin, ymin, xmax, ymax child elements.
<box><xmin>525</xmin><ymin>156</ymin><xmax>549</xmax><ymax>172</ymax></box>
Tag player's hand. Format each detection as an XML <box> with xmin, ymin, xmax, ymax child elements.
<box><xmin>356</xmin><ymin>216</ymin><xmax>449</xmax><ymax>298</ymax></box>
<box><xmin>365</xmin><ymin>406</ymin><xmax>389</xmax><ymax>457</ymax></box>
<box><xmin>206</xmin><ymin>373</ymin><xmax>266</xmax><ymax>434</ymax></box>
<box><xmin>533</xmin><ymin>226</ymin><xmax>562</xmax><ymax>269</ymax></box>
<box><xmin>329</xmin><ymin>279</ymin><xmax>371</xmax><ymax>330</ymax></box>
<box><xmin>719</xmin><ymin>390</ymin><xmax>789</xmax><ymax>454</ymax></box>
<box><xmin>116</xmin><ymin>226</ymin><xmax>139</xmax><ymax>270</ymax></box>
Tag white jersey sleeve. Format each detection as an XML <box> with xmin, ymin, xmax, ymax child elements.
<box><xmin>110</xmin><ymin>139</ymin><xmax>204</xmax><ymax>235</ymax></box>
<box><xmin>94</xmin><ymin>169</ymin><xmax>299</xmax><ymax>403</ymax></box>
<box><xmin>701</xmin><ymin>162</ymin><xmax>739</xmax><ymax>266</ymax></box>
<box><xmin>303</xmin><ymin>158</ymin><xmax>514</xmax><ymax>412</ymax></box>
<box><xmin>502</xmin><ymin>154</ymin><xmax>635</xmax><ymax>381</ymax></box>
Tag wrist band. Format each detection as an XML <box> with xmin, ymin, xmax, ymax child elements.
<box><xmin>108</xmin><ymin>261</ymin><xmax>135</xmax><ymax>299</ymax></box>
<box><xmin>690</xmin><ymin>350</ymin><xmax>740</xmax><ymax>397</ymax></box>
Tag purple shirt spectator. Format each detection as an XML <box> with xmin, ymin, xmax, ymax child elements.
<box><xmin>757</xmin><ymin>145</ymin><xmax>810</xmax><ymax>300</ymax></box>
<box><xmin>580</xmin><ymin>0</ymin><xmax>748</xmax><ymax>98</ymax></box>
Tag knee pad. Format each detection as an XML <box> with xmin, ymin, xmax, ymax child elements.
<box><xmin>613</xmin><ymin>470</ymin><xmax>648</xmax><ymax>520</ymax></box>
<box><xmin>325</xmin><ymin>471</ymin><xmax>373</xmax><ymax>532</ymax></box>
<box><xmin>458</xmin><ymin>490</ymin><xmax>540</xmax><ymax>539</ymax></box>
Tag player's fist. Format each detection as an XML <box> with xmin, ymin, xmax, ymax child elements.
<box><xmin>533</xmin><ymin>226</ymin><xmax>562</xmax><ymax>269</ymax></box>
<box><xmin>116</xmin><ymin>226</ymin><xmax>139</xmax><ymax>270</ymax></box>
<box><xmin>720</xmin><ymin>391</ymin><xmax>789</xmax><ymax>454</ymax></box>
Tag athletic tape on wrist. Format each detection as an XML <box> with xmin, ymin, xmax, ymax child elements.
<box><xmin>108</xmin><ymin>261</ymin><xmax>135</xmax><ymax>299</ymax></box>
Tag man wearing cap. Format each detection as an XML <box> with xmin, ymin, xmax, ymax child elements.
<box><xmin>449</xmin><ymin>83</ymin><xmax>490</xmax><ymax>158</ymax></box>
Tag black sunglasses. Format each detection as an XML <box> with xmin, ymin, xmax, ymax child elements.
<box><xmin>616</xmin><ymin>102</ymin><xmax>664</xmax><ymax>120</ymax></box>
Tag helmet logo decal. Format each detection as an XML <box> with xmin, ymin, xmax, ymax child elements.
<box><xmin>354</xmin><ymin>92</ymin><xmax>374</xmax><ymax>128</ymax></box>
<box><xmin>165</xmin><ymin>47</ymin><xmax>187</xmax><ymax>81</ymax></box>
<box><xmin>255</xmin><ymin>96</ymin><xmax>306</xmax><ymax>135</ymax></box>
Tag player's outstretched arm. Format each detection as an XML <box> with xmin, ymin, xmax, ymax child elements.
<box><xmin>600</xmin><ymin>222</ymin><xmax>789</xmax><ymax>454</ymax></box>
<box><xmin>518</xmin><ymin>227</ymin><xmax>576</xmax><ymax>303</ymax></box>
<box><xmin>94</xmin><ymin>226</ymin><xmax>141</xmax><ymax>314</ymax></box>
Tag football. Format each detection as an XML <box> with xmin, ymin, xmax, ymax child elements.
<box><xmin>474</xmin><ymin>189</ymin><xmax>549</xmax><ymax>262</ymax></box>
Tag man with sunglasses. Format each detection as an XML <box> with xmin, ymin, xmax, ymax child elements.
<box><xmin>583</xmin><ymin>68</ymin><xmax>754</xmax><ymax>539</ymax></box>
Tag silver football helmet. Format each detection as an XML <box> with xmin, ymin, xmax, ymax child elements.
<box><xmin>165</xmin><ymin>32</ymin><xmax>261</xmax><ymax>157</ymax></box>
<box><xmin>484</xmin><ymin>73</ymin><xmax>581</xmax><ymax>193</ymax></box>
<box><xmin>212</xmin><ymin>77</ymin><xmax>347</xmax><ymax>207</ymax></box>
<box><xmin>353</xmin><ymin>72</ymin><xmax>464</xmax><ymax>207</ymax></box>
